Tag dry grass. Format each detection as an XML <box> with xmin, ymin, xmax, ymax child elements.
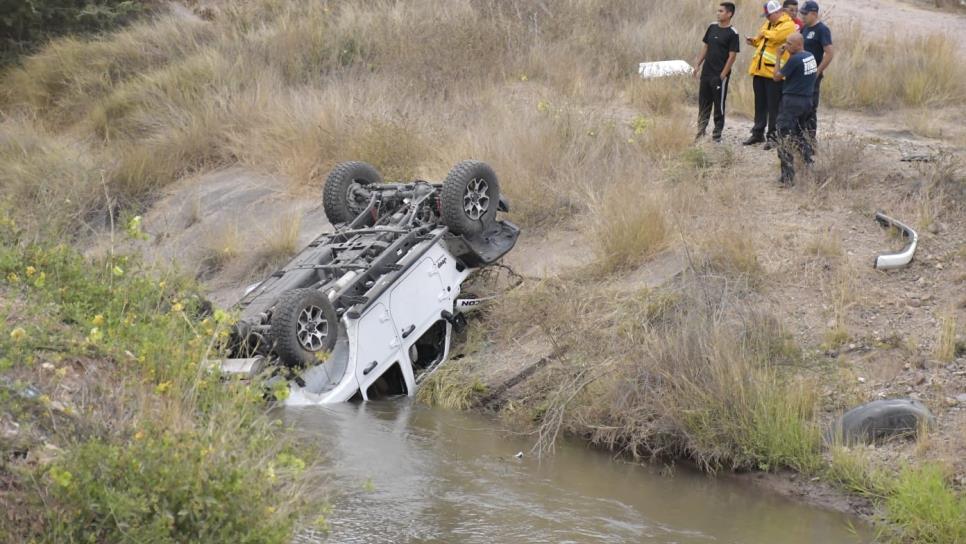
<box><xmin>244</xmin><ymin>214</ymin><xmax>303</xmax><ymax>278</ymax></box>
<box><xmin>811</xmin><ymin>135</ymin><xmax>872</xmax><ymax>191</ymax></box>
<box><xmin>200</xmin><ymin>221</ymin><xmax>240</xmax><ymax>273</ymax></box>
<box><xmin>805</xmin><ymin>228</ymin><xmax>845</xmax><ymax>262</ymax></box>
<box><xmin>822</xmin><ymin>28</ymin><xmax>966</xmax><ymax>110</ymax></box>
<box><xmin>592</xmin><ymin>185</ymin><xmax>669</xmax><ymax>273</ymax></box>
<box><xmin>935</xmin><ymin>311</ymin><xmax>958</xmax><ymax>362</ymax></box>
<box><xmin>0</xmin><ymin>120</ymin><xmax>108</xmax><ymax>240</ymax></box>
<box><xmin>699</xmin><ymin>227</ymin><xmax>764</xmax><ymax>284</ymax></box>
<box><xmin>486</xmin><ymin>277</ymin><xmax>819</xmax><ymax>471</ymax></box>
<box><xmin>821</xmin><ymin>262</ymin><xmax>857</xmax><ymax>350</ymax></box>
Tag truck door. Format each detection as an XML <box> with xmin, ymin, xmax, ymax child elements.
<box><xmin>354</xmin><ymin>302</ymin><xmax>402</xmax><ymax>398</ymax></box>
<box><xmin>388</xmin><ymin>257</ymin><xmax>448</xmax><ymax>354</ymax></box>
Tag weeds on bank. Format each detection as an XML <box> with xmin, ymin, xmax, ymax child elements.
<box><xmin>485</xmin><ymin>276</ymin><xmax>820</xmax><ymax>472</ymax></box>
<box><xmin>827</xmin><ymin>447</ymin><xmax>966</xmax><ymax>544</ymax></box>
<box><xmin>416</xmin><ymin>363</ymin><xmax>487</xmax><ymax>410</ymax></box>
<box><xmin>0</xmin><ymin>216</ymin><xmax>318</xmax><ymax>542</ymax></box>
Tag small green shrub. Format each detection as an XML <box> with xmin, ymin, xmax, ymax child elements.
<box><xmin>0</xmin><ymin>217</ymin><xmax>317</xmax><ymax>542</ymax></box>
<box><xmin>44</xmin><ymin>431</ymin><xmax>298</xmax><ymax>543</ymax></box>
<box><xmin>886</xmin><ymin>464</ymin><xmax>966</xmax><ymax>544</ymax></box>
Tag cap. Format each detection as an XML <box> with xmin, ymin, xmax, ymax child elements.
<box><xmin>763</xmin><ymin>1</ymin><xmax>783</xmax><ymax>15</ymax></box>
<box><xmin>800</xmin><ymin>1</ymin><xmax>820</xmax><ymax>13</ymax></box>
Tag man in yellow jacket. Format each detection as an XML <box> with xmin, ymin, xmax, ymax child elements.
<box><xmin>743</xmin><ymin>1</ymin><xmax>797</xmax><ymax>149</ymax></box>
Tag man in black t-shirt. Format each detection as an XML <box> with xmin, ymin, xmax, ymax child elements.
<box><xmin>800</xmin><ymin>1</ymin><xmax>834</xmax><ymax>143</ymax></box>
<box><xmin>773</xmin><ymin>33</ymin><xmax>817</xmax><ymax>186</ymax></box>
<box><xmin>693</xmin><ymin>2</ymin><xmax>740</xmax><ymax>142</ymax></box>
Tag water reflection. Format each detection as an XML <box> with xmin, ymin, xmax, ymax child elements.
<box><xmin>286</xmin><ymin>400</ymin><xmax>870</xmax><ymax>544</ymax></box>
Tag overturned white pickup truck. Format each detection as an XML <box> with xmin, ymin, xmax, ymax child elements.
<box><xmin>222</xmin><ymin>160</ymin><xmax>519</xmax><ymax>403</ymax></box>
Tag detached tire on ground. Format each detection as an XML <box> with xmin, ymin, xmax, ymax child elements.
<box><xmin>440</xmin><ymin>160</ymin><xmax>500</xmax><ymax>236</ymax></box>
<box><xmin>837</xmin><ymin>399</ymin><xmax>934</xmax><ymax>445</ymax></box>
<box><xmin>270</xmin><ymin>288</ymin><xmax>339</xmax><ymax>367</ymax></box>
<box><xmin>323</xmin><ymin>161</ymin><xmax>383</xmax><ymax>225</ymax></box>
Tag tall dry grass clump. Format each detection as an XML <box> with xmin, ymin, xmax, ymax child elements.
<box><xmin>1</xmin><ymin>17</ymin><xmax>213</xmax><ymax>123</ymax></box>
<box><xmin>0</xmin><ymin>121</ymin><xmax>108</xmax><ymax>240</ymax></box>
<box><xmin>823</xmin><ymin>28</ymin><xmax>966</xmax><ymax>109</ymax></box>
<box><xmin>592</xmin><ymin>185</ymin><xmax>669</xmax><ymax>273</ymax></box>
<box><xmin>486</xmin><ymin>276</ymin><xmax>820</xmax><ymax>472</ymax></box>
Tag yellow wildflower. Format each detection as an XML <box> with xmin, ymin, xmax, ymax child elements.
<box><xmin>25</xmin><ymin>266</ymin><xmax>36</xmax><ymax>277</ymax></box>
<box><xmin>10</xmin><ymin>327</ymin><xmax>26</xmax><ymax>342</ymax></box>
<box><xmin>91</xmin><ymin>314</ymin><xmax>105</xmax><ymax>326</ymax></box>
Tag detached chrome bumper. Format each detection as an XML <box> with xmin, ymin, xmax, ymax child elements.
<box><xmin>873</xmin><ymin>212</ymin><xmax>918</xmax><ymax>270</ymax></box>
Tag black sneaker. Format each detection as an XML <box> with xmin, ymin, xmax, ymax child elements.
<box><xmin>762</xmin><ymin>141</ymin><xmax>775</xmax><ymax>151</ymax></box>
<box><xmin>742</xmin><ymin>135</ymin><xmax>765</xmax><ymax>145</ymax></box>
<box><xmin>694</xmin><ymin>130</ymin><xmax>707</xmax><ymax>141</ymax></box>
<box><xmin>711</xmin><ymin>133</ymin><xmax>722</xmax><ymax>143</ymax></box>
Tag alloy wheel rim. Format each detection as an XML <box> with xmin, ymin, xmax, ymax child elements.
<box><xmin>462</xmin><ymin>178</ymin><xmax>490</xmax><ymax>220</ymax></box>
<box><xmin>296</xmin><ymin>305</ymin><xmax>329</xmax><ymax>351</ymax></box>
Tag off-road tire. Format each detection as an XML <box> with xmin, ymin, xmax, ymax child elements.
<box><xmin>440</xmin><ymin>160</ymin><xmax>500</xmax><ymax>236</ymax></box>
<box><xmin>270</xmin><ymin>288</ymin><xmax>339</xmax><ymax>367</ymax></box>
<box><xmin>323</xmin><ymin>161</ymin><xmax>383</xmax><ymax>225</ymax></box>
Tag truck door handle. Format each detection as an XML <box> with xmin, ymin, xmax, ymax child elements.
<box><xmin>401</xmin><ymin>324</ymin><xmax>416</xmax><ymax>339</ymax></box>
<box><xmin>363</xmin><ymin>361</ymin><xmax>378</xmax><ymax>375</ymax></box>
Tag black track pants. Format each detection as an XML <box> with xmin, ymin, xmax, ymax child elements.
<box><xmin>751</xmin><ymin>75</ymin><xmax>783</xmax><ymax>141</ymax></box>
<box><xmin>697</xmin><ymin>75</ymin><xmax>730</xmax><ymax>137</ymax></box>
<box><xmin>776</xmin><ymin>94</ymin><xmax>815</xmax><ymax>184</ymax></box>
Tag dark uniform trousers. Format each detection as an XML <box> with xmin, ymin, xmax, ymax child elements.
<box><xmin>803</xmin><ymin>74</ymin><xmax>823</xmax><ymax>143</ymax></box>
<box><xmin>776</xmin><ymin>94</ymin><xmax>814</xmax><ymax>184</ymax></box>
<box><xmin>697</xmin><ymin>75</ymin><xmax>730</xmax><ymax>137</ymax></box>
<box><xmin>752</xmin><ymin>75</ymin><xmax>783</xmax><ymax>142</ymax></box>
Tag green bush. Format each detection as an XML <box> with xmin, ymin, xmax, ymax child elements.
<box><xmin>0</xmin><ymin>215</ymin><xmax>318</xmax><ymax>542</ymax></box>
<box><xmin>45</xmin><ymin>432</ymin><xmax>297</xmax><ymax>543</ymax></box>
<box><xmin>0</xmin><ymin>0</ymin><xmax>146</xmax><ymax>64</ymax></box>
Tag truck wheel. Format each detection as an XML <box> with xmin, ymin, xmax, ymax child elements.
<box><xmin>323</xmin><ymin>161</ymin><xmax>383</xmax><ymax>225</ymax></box>
<box><xmin>270</xmin><ymin>289</ymin><xmax>339</xmax><ymax>367</ymax></box>
<box><xmin>441</xmin><ymin>160</ymin><xmax>500</xmax><ymax>236</ymax></box>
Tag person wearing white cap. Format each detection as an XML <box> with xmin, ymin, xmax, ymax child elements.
<box><xmin>743</xmin><ymin>0</ymin><xmax>796</xmax><ymax>150</ymax></box>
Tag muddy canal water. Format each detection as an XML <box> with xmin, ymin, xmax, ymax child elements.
<box><xmin>287</xmin><ymin>400</ymin><xmax>871</xmax><ymax>544</ymax></box>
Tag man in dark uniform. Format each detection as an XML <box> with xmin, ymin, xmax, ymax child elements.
<box><xmin>772</xmin><ymin>32</ymin><xmax>817</xmax><ymax>186</ymax></box>
<box><xmin>693</xmin><ymin>2</ymin><xmax>740</xmax><ymax>142</ymax></box>
<box><xmin>800</xmin><ymin>1</ymin><xmax>834</xmax><ymax>143</ymax></box>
